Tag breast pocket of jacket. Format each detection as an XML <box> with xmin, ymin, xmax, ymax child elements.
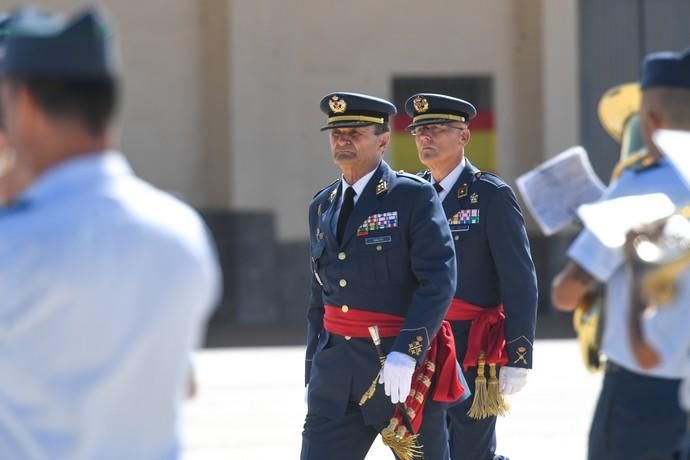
<box><xmin>450</xmin><ymin>223</ymin><xmax>481</xmax><ymax>243</ymax></box>
<box><xmin>357</xmin><ymin>231</ymin><xmax>404</xmax><ymax>287</ymax></box>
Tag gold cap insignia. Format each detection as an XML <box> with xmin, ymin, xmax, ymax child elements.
<box><xmin>329</xmin><ymin>95</ymin><xmax>347</xmax><ymax>114</ymax></box>
<box><xmin>412</xmin><ymin>96</ymin><xmax>429</xmax><ymax>113</ymax></box>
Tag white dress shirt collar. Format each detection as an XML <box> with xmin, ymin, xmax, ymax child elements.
<box><xmin>433</xmin><ymin>157</ymin><xmax>466</xmax><ymax>202</ymax></box>
<box><xmin>340</xmin><ymin>163</ymin><xmax>378</xmax><ymax>205</ymax></box>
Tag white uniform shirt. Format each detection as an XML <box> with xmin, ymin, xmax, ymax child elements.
<box><xmin>568</xmin><ymin>159</ymin><xmax>689</xmax><ymax>378</ymax></box>
<box><xmin>0</xmin><ymin>151</ymin><xmax>221</xmax><ymax>460</ymax></box>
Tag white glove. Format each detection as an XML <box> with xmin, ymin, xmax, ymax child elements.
<box><xmin>304</xmin><ymin>384</ymin><xmax>309</xmax><ymax>405</ymax></box>
<box><xmin>379</xmin><ymin>351</ymin><xmax>416</xmax><ymax>404</ymax></box>
<box><xmin>498</xmin><ymin>366</ymin><xmax>528</xmax><ymax>395</ymax></box>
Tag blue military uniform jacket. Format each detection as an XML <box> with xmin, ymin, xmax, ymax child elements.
<box><xmin>305</xmin><ymin>160</ymin><xmax>457</xmax><ymax>426</ymax></box>
<box><xmin>422</xmin><ymin>159</ymin><xmax>538</xmax><ymax>368</ymax></box>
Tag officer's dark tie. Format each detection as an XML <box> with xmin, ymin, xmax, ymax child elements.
<box><xmin>433</xmin><ymin>182</ymin><xmax>443</xmax><ymax>194</ymax></box>
<box><xmin>336</xmin><ymin>186</ymin><xmax>356</xmax><ymax>245</ymax></box>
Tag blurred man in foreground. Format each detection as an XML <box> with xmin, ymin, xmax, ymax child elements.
<box><xmin>0</xmin><ymin>7</ymin><xmax>220</xmax><ymax>459</ymax></box>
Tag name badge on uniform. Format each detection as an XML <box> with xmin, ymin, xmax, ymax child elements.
<box><xmin>365</xmin><ymin>235</ymin><xmax>392</xmax><ymax>245</ymax></box>
<box><xmin>357</xmin><ymin>211</ymin><xmax>398</xmax><ymax>236</ymax></box>
<box><xmin>449</xmin><ymin>209</ymin><xmax>479</xmax><ymax>226</ymax></box>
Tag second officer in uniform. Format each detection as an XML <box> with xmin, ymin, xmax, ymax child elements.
<box><xmin>302</xmin><ymin>92</ymin><xmax>464</xmax><ymax>460</ymax></box>
<box><xmin>406</xmin><ymin>93</ymin><xmax>538</xmax><ymax>460</ymax></box>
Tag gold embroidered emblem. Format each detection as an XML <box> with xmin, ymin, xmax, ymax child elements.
<box><xmin>408</xmin><ymin>335</ymin><xmax>423</xmax><ymax>356</ymax></box>
<box><xmin>329</xmin><ymin>188</ymin><xmax>337</xmax><ymax>202</ymax></box>
<box><xmin>329</xmin><ymin>95</ymin><xmax>347</xmax><ymax>113</ymax></box>
<box><xmin>470</xmin><ymin>193</ymin><xmax>478</xmax><ymax>204</ymax></box>
<box><xmin>514</xmin><ymin>346</ymin><xmax>528</xmax><ymax>365</ymax></box>
<box><xmin>412</xmin><ymin>96</ymin><xmax>429</xmax><ymax>113</ymax></box>
<box><xmin>317</xmin><ymin>204</ymin><xmax>322</xmax><ymax>216</ymax></box>
<box><xmin>458</xmin><ymin>184</ymin><xmax>469</xmax><ymax>198</ymax></box>
<box><xmin>376</xmin><ymin>179</ymin><xmax>388</xmax><ymax>195</ymax></box>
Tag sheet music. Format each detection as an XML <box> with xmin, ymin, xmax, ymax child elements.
<box><xmin>577</xmin><ymin>193</ymin><xmax>676</xmax><ymax>248</ymax></box>
<box><xmin>516</xmin><ymin>146</ymin><xmax>606</xmax><ymax>236</ymax></box>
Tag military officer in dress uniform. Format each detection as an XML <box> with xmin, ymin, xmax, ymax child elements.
<box><xmin>302</xmin><ymin>92</ymin><xmax>464</xmax><ymax>460</ymax></box>
<box><xmin>405</xmin><ymin>93</ymin><xmax>538</xmax><ymax>460</ymax></box>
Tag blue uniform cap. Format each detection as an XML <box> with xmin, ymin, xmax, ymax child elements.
<box><xmin>1</xmin><ymin>7</ymin><xmax>117</xmax><ymax>78</ymax></box>
<box><xmin>641</xmin><ymin>48</ymin><xmax>690</xmax><ymax>90</ymax></box>
<box><xmin>319</xmin><ymin>92</ymin><xmax>397</xmax><ymax>131</ymax></box>
<box><xmin>404</xmin><ymin>93</ymin><xmax>477</xmax><ymax>131</ymax></box>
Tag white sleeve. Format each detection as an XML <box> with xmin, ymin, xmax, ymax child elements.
<box><xmin>567</xmin><ymin>228</ymin><xmax>623</xmax><ymax>282</ymax></box>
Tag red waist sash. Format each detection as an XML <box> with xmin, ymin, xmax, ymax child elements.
<box><xmin>446</xmin><ymin>299</ymin><xmax>508</xmax><ymax>370</ymax></box>
<box><xmin>323</xmin><ymin>304</ymin><xmax>464</xmax><ymax>432</ymax></box>
<box><xmin>324</xmin><ymin>305</ymin><xmax>403</xmax><ymax>338</ymax></box>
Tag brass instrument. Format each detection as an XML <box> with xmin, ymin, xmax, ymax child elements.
<box><xmin>630</xmin><ymin>206</ymin><xmax>690</xmax><ymax>306</ymax></box>
<box><xmin>572</xmin><ymin>286</ymin><xmax>605</xmax><ymax>372</ymax></box>
<box><xmin>572</xmin><ymin>82</ymin><xmax>645</xmax><ymax>372</ymax></box>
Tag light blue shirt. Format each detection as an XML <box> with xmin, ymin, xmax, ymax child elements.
<box><xmin>568</xmin><ymin>159</ymin><xmax>690</xmax><ymax>378</ymax></box>
<box><xmin>0</xmin><ymin>152</ymin><xmax>221</xmax><ymax>459</ymax></box>
<box><xmin>643</xmin><ymin>269</ymin><xmax>690</xmax><ymax>407</ymax></box>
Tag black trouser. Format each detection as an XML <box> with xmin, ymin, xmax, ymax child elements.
<box><xmin>447</xmin><ymin>364</ymin><xmax>505</xmax><ymax>460</ymax></box>
<box><xmin>588</xmin><ymin>361</ymin><xmax>686</xmax><ymax>460</ymax></box>
<box><xmin>302</xmin><ymin>333</ymin><xmax>452</xmax><ymax>460</ymax></box>
<box><xmin>302</xmin><ymin>399</ymin><xmax>450</xmax><ymax>460</ymax></box>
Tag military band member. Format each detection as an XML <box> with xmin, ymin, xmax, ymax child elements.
<box><xmin>552</xmin><ymin>48</ymin><xmax>690</xmax><ymax>460</ymax></box>
<box><xmin>0</xmin><ymin>7</ymin><xmax>220</xmax><ymax>459</ymax></box>
<box><xmin>405</xmin><ymin>93</ymin><xmax>538</xmax><ymax>460</ymax></box>
<box><xmin>628</xmin><ymin>240</ymin><xmax>690</xmax><ymax>460</ymax></box>
<box><xmin>302</xmin><ymin>92</ymin><xmax>463</xmax><ymax>460</ymax></box>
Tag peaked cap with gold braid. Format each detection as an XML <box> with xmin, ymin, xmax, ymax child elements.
<box><xmin>319</xmin><ymin>92</ymin><xmax>396</xmax><ymax>131</ymax></box>
<box><xmin>404</xmin><ymin>93</ymin><xmax>477</xmax><ymax>131</ymax></box>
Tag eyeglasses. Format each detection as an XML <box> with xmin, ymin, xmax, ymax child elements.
<box><xmin>411</xmin><ymin>124</ymin><xmax>465</xmax><ymax>137</ymax></box>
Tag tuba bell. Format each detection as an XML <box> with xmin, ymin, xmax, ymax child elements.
<box><xmin>630</xmin><ymin>206</ymin><xmax>690</xmax><ymax>306</ymax></box>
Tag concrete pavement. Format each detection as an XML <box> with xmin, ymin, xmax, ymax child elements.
<box><xmin>182</xmin><ymin>339</ymin><xmax>602</xmax><ymax>460</ymax></box>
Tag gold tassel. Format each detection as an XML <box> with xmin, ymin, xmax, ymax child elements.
<box><xmin>487</xmin><ymin>363</ymin><xmax>510</xmax><ymax>416</ymax></box>
<box><xmin>381</xmin><ymin>419</ymin><xmax>423</xmax><ymax>460</ymax></box>
<box><xmin>467</xmin><ymin>352</ymin><xmax>489</xmax><ymax>419</ymax></box>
